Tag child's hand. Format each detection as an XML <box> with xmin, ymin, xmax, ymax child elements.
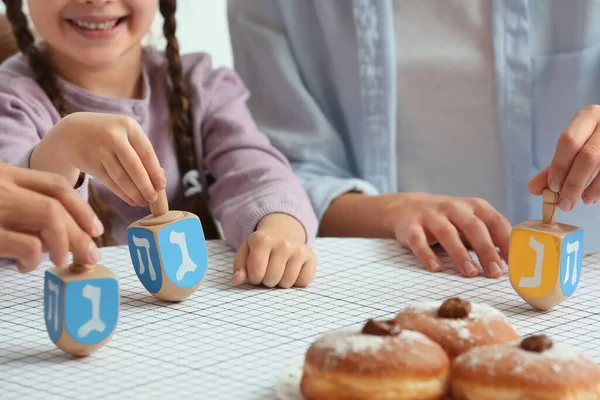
<box><xmin>31</xmin><ymin>112</ymin><xmax>166</xmax><ymax>207</ymax></box>
<box><xmin>383</xmin><ymin>192</ymin><xmax>511</xmax><ymax>278</ymax></box>
<box><xmin>231</xmin><ymin>213</ymin><xmax>317</xmax><ymax>288</ymax></box>
<box><xmin>529</xmin><ymin>105</ymin><xmax>600</xmax><ymax>211</ymax></box>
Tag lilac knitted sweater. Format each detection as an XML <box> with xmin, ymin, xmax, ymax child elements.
<box><xmin>0</xmin><ymin>48</ymin><xmax>318</xmax><ymax>248</ymax></box>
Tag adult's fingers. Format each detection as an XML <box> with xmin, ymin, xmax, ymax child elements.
<box><xmin>528</xmin><ymin>167</ymin><xmax>550</xmax><ymax>196</ymax></box>
<box><xmin>559</xmin><ymin>123</ymin><xmax>600</xmax><ymax>210</ymax></box>
<box><xmin>397</xmin><ymin>224</ymin><xmax>442</xmax><ymax>272</ymax></box>
<box><xmin>448</xmin><ymin>209</ymin><xmax>503</xmax><ymax>278</ymax></box>
<box><xmin>0</xmin><ymin>229</ymin><xmax>42</xmax><ymax>273</ymax></box>
<box><xmin>2</xmin><ymin>188</ymin><xmax>100</xmax><ymax>267</ymax></box>
<box><xmin>547</xmin><ymin>105</ymin><xmax>600</xmax><ymax>193</ymax></box>
<box><xmin>426</xmin><ymin>215</ymin><xmax>479</xmax><ymax>277</ymax></box>
<box><xmin>10</xmin><ymin>168</ymin><xmax>104</xmax><ymax>238</ymax></box>
<box><xmin>101</xmin><ymin>153</ymin><xmax>146</xmax><ymax>206</ymax></box>
<box><xmin>125</xmin><ymin>119</ymin><xmax>166</xmax><ymax>192</ymax></box>
<box><xmin>473</xmin><ymin>203</ymin><xmax>512</xmax><ymax>263</ymax></box>
<box><xmin>582</xmin><ymin>165</ymin><xmax>600</xmax><ymax>204</ymax></box>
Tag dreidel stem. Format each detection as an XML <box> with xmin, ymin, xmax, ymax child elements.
<box><xmin>541</xmin><ymin>188</ymin><xmax>558</xmax><ymax>225</ymax></box>
<box><xmin>150</xmin><ymin>189</ymin><xmax>168</xmax><ymax>217</ymax></box>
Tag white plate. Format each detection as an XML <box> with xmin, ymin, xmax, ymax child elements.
<box><xmin>275</xmin><ymin>360</ymin><xmax>304</xmax><ymax>400</ymax></box>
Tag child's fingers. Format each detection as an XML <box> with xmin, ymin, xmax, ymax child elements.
<box><xmin>278</xmin><ymin>252</ymin><xmax>304</xmax><ymax>289</ymax></box>
<box><xmin>94</xmin><ymin>168</ymin><xmax>137</xmax><ymax>207</ymax></box>
<box><xmin>559</xmin><ymin>124</ymin><xmax>600</xmax><ymax>211</ymax></box>
<box><xmin>426</xmin><ymin>216</ymin><xmax>479</xmax><ymax>277</ymax></box>
<box><xmin>101</xmin><ymin>153</ymin><xmax>146</xmax><ymax>206</ymax></box>
<box><xmin>295</xmin><ymin>251</ymin><xmax>317</xmax><ymax>288</ymax></box>
<box><xmin>232</xmin><ymin>241</ymin><xmax>249</xmax><ymax>285</ymax></box>
<box><xmin>126</xmin><ymin>123</ymin><xmax>166</xmax><ymax>191</ymax></box>
<box><xmin>246</xmin><ymin>240</ymin><xmax>270</xmax><ymax>285</ymax></box>
<box><xmin>0</xmin><ymin>229</ymin><xmax>41</xmax><ymax>273</ymax></box>
<box><xmin>397</xmin><ymin>224</ymin><xmax>442</xmax><ymax>272</ymax></box>
<box><xmin>115</xmin><ymin>141</ymin><xmax>158</xmax><ymax>204</ymax></box>
<box><xmin>261</xmin><ymin>244</ymin><xmax>291</xmax><ymax>287</ymax></box>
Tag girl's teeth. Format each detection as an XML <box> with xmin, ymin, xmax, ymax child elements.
<box><xmin>73</xmin><ymin>19</ymin><xmax>118</xmax><ymax>30</ymax></box>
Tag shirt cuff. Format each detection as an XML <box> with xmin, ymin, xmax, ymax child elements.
<box><xmin>221</xmin><ymin>199</ymin><xmax>319</xmax><ymax>250</ymax></box>
<box><xmin>301</xmin><ymin>176</ymin><xmax>380</xmax><ymax>223</ymax></box>
<box><xmin>14</xmin><ymin>147</ymin><xmax>34</xmax><ymax>169</ymax></box>
<box><xmin>74</xmin><ymin>172</ymin><xmax>90</xmax><ymax>201</ymax></box>
<box><xmin>14</xmin><ymin>147</ymin><xmax>89</xmax><ymax>200</ymax></box>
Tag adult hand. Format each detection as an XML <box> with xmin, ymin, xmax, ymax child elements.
<box><xmin>383</xmin><ymin>192</ymin><xmax>511</xmax><ymax>278</ymax></box>
<box><xmin>529</xmin><ymin>105</ymin><xmax>600</xmax><ymax>210</ymax></box>
<box><xmin>0</xmin><ymin>163</ymin><xmax>104</xmax><ymax>272</ymax></box>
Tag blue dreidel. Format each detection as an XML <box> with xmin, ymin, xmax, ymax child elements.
<box><xmin>44</xmin><ymin>262</ymin><xmax>119</xmax><ymax>356</ymax></box>
<box><xmin>508</xmin><ymin>189</ymin><xmax>584</xmax><ymax>311</ymax></box>
<box><xmin>127</xmin><ymin>189</ymin><xmax>208</xmax><ymax>302</ymax></box>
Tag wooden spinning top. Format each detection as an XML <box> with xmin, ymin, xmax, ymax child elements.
<box><xmin>126</xmin><ymin>188</ymin><xmax>208</xmax><ymax>302</ymax></box>
<box><xmin>507</xmin><ymin>186</ymin><xmax>584</xmax><ymax>311</ymax></box>
<box><xmin>44</xmin><ymin>255</ymin><xmax>119</xmax><ymax>356</ymax></box>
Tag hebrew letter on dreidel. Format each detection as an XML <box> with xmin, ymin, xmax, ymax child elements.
<box><xmin>519</xmin><ymin>236</ymin><xmax>545</xmax><ymax>289</ymax></box>
<box><xmin>47</xmin><ymin>280</ymin><xmax>60</xmax><ymax>333</ymax></box>
<box><xmin>565</xmin><ymin>240</ymin><xmax>580</xmax><ymax>285</ymax></box>
<box><xmin>77</xmin><ymin>284</ymin><xmax>106</xmax><ymax>338</ymax></box>
<box><xmin>133</xmin><ymin>235</ymin><xmax>157</xmax><ymax>281</ymax></box>
<box><xmin>170</xmin><ymin>230</ymin><xmax>197</xmax><ymax>281</ymax></box>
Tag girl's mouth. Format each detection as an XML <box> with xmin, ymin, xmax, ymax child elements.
<box><xmin>66</xmin><ymin>16</ymin><xmax>128</xmax><ymax>32</ymax></box>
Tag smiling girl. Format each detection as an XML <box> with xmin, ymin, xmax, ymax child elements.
<box><xmin>0</xmin><ymin>0</ymin><xmax>318</xmax><ymax>289</ymax></box>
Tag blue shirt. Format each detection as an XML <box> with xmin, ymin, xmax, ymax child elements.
<box><xmin>228</xmin><ymin>0</ymin><xmax>600</xmax><ymax>252</ymax></box>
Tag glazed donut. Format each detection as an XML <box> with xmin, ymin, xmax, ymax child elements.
<box><xmin>395</xmin><ymin>298</ymin><xmax>519</xmax><ymax>359</ymax></box>
<box><xmin>451</xmin><ymin>334</ymin><xmax>600</xmax><ymax>399</ymax></box>
<box><xmin>300</xmin><ymin>319</ymin><xmax>450</xmax><ymax>400</ymax></box>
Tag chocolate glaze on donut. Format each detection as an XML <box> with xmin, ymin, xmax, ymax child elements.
<box><xmin>300</xmin><ymin>320</ymin><xmax>451</xmax><ymax>400</ymax></box>
<box><xmin>395</xmin><ymin>299</ymin><xmax>520</xmax><ymax>359</ymax></box>
<box><xmin>452</xmin><ymin>336</ymin><xmax>600</xmax><ymax>399</ymax></box>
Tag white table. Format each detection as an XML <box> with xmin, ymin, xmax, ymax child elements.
<box><xmin>1</xmin><ymin>238</ymin><xmax>599</xmax><ymax>399</ymax></box>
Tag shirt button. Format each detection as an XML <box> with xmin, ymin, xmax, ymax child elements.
<box><xmin>133</xmin><ymin>104</ymin><xmax>146</xmax><ymax>115</ymax></box>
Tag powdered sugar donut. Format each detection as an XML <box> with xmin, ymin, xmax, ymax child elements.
<box><xmin>300</xmin><ymin>319</ymin><xmax>450</xmax><ymax>400</ymax></box>
<box><xmin>394</xmin><ymin>298</ymin><xmax>519</xmax><ymax>359</ymax></box>
<box><xmin>451</xmin><ymin>334</ymin><xmax>600</xmax><ymax>399</ymax></box>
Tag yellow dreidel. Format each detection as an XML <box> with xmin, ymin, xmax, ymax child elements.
<box><xmin>508</xmin><ymin>188</ymin><xmax>584</xmax><ymax>311</ymax></box>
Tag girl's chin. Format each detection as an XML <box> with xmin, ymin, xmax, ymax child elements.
<box><xmin>57</xmin><ymin>49</ymin><xmax>134</xmax><ymax>69</ymax></box>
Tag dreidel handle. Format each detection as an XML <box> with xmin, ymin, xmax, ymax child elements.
<box><xmin>541</xmin><ymin>188</ymin><xmax>558</xmax><ymax>225</ymax></box>
<box><xmin>150</xmin><ymin>189</ymin><xmax>169</xmax><ymax>217</ymax></box>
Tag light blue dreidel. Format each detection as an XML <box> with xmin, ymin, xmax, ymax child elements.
<box><xmin>44</xmin><ymin>262</ymin><xmax>119</xmax><ymax>356</ymax></box>
<box><xmin>127</xmin><ymin>189</ymin><xmax>208</xmax><ymax>302</ymax></box>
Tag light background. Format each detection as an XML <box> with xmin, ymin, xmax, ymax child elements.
<box><xmin>0</xmin><ymin>0</ymin><xmax>234</xmax><ymax>68</ymax></box>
